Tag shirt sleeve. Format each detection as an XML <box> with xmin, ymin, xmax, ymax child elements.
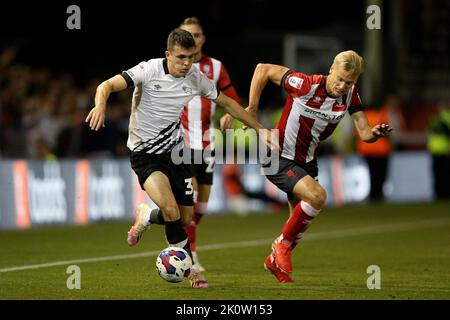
<box><xmin>122</xmin><ymin>61</ymin><xmax>151</xmax><ymax>87</ymax></box>
<box><xmin>281</xmin><ymin>70</ymin><xmax>311</xmax><ymax>97</ymax></box>
<box><xmin>198</xmin><ymin>72</ymin><xmax>219</xmax><ymax>100</ymax></box>
<box><xmin>347</xmin><ymin>85</ymin><xmax>364</xmax><ymax>115</ymax></box>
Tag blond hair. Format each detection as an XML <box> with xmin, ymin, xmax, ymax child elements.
<box><xmin>332</xmin><ymin>50</ymin><xmax>364</xmax><ymax>76</ymax></box>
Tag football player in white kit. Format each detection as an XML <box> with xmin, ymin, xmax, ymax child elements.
<box><xmin>86</xmin><ymin>28</ymin><xmax>272</xmax><ymax>288</ymax></box>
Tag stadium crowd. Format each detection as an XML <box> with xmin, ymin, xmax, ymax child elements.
<box><xmin>1</xmin><ymin>45</ymin><xmax>447</xmax><ymax>164</ymax></box>
<box><xmin>0</xmin><ymin>46</ymin><xmax>130</xmax><ymax>159</ymax></box>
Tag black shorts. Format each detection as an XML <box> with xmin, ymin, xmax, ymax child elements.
<box><xmin>130</xmin><ymin>151</ymin><xmax>194</xmax><ymax>206</ymax></box>
<box><xmin>264</xmin><ymin>157</ymin><xmax>318</xmax><ymax>200</ymax></box>
<box><xmin>188</xmin><ymin>149</ymin><xmax>215</xmax><ymax>185</ymax></box>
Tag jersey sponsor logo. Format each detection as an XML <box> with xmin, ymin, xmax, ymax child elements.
<box><xmin>154</xmin><ymin>84</ymin><xmax>162</xmax><ymax>90</ymax></box>
<box><xmin>288</xmin><ymin>76</ymin><xmax>303</xmax><ymax>89</ymax></box>
<box><xmin>304</xmin><ymin>107</ymin><xmax>345</xmax><ymax>121</ymax></box>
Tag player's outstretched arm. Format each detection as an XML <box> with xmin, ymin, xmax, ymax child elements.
<box><xmin>85</xmin><ymin>75</ymin><xmax>128</xmax><ymax>131</ymax></box>
<box><xmin>219</xmin><ymin>105</ymin><xmax>254</xmax><ymax>131</ymax></box>
<box><xmin>215</xmin><ymin>92</ymin><xmax>263</xmax><ymax>131</ymax></box>
<box><xmin>352</xmin><ymin>110</ymin><xmax>393</xmax><ymax>143</ymax></box>
<box><xmin>220</xmin><ymin>63</ymin><xmax>289</xmax><ymax>131</ymax></box>
<box><xmin>248</xmin><ymin>63</ymin><xmax>290</xmax><ymax>114</ymax></box>
<box><xmin>214</xmin><ymin>91</ymin><xmax>275</xmax><ymax>149</ymax></box>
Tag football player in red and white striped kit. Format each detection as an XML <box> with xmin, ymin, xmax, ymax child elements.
<box><xmin>179</xmin><ymin>17</ymin><xmax>242</xmax><ymax>272</ymax></box>
<box><xmin>247</xmin><ymin>51</ymin><xmax>392</xmax><ymax>283</ymax></box>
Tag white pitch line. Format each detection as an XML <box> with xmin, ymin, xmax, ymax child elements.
<box><xmin>1</xmin><ymin>217</ymin><xmax>450</xmax><ymax>273</ymax></box>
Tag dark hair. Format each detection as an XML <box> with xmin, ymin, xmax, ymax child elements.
<box><xmin>180</xmin><ymin>16</ymin><xmax>202</xmax><ymax>28</ymax></box>
<box><xmin>167</xmin><ymin>28</ymin><xmax>195</xmax><ymax>51</ymax></box>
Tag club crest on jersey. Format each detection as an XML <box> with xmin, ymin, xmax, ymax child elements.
<box><xmin>182</xmin><ymin>86</ymin><xmax>193</xmax><ymax>94</ymax></box>
<box><xmin>288</xmin><ymin>76</ymin><xmax>303</xmax><ymax>89</ymax></box>
<box><xmin>332</xmin><ymin>101</ymin><xmax>346</xmax><ymax>112</ymax></box>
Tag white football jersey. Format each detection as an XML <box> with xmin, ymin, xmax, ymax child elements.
<box><xmin>123</xmin><ymin>58</ymin><xmax>218</xmax><ymax>154</ymax></box>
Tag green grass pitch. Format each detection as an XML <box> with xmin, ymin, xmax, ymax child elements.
<box><xmin>0</xmin><ymin>202</ymin><xmax>449</xmax><ymax>299</ymax></box>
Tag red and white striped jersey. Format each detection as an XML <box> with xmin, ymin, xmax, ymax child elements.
<box><xmin>277</xmin><ymin>70</ymin><xmax>363</xmax><ymax>164</ymax></box>
<box><xmin>181</xmin><ymin>55</ymin><xmax>241</xmax><ymax>150</ymax></box>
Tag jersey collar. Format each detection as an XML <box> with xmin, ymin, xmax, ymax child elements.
<box><xmin>162</xmin><ymin>58</ymin><xmax>170</xmax><ymax>74</ymax></box>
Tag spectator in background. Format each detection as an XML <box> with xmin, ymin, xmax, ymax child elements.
<box><xmin>356</xmin><ymin>94</ymin><xmax>405</xmax><ymax>201</ymax></box>
<box><xmin>34</xmin><ymin>137</ymin><xmax>57</xmax><ymax>161</ymax></box>
<box><xmin>0</xmin><ymin>45</ymin><xmax>129</xmax><ymax>160</ymax></box>
<box><xmin>80</xmin><ymin>102</ymin><xmax>124</xmax><ymax>158</ymax></box>
<box><xmin>55</xmin><ymin>108</ymin><xmax>86</xmax><ymax>158</ymax></box>
<box><xmin>427</xmin><ymin>100</ymin><xmax>450</xmax><ymax>200</ymax></box>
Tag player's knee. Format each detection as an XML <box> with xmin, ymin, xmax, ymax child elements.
<box><xmin>160</xmin><ymin>205</ymin><xmax>180</xmax><ymax>221</ymax></box>
<box><xmin>299</xmin><ymin>186</ymin><xmax>326</xmax><ymax>209</ymax></box>
<box><xmin>311</xmin><ymin>186</ymin><xmax>327</xmax><ymax>209</ymax></box>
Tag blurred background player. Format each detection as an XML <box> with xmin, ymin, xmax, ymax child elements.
<box><xmin>179</xmin><ymin>17</ymin><xmax>242</xmax><ymax>272</ymax></box>
<box><xmin>85</xmin><ymin>28</ymin><xmax>271</xmax><ymax>288</ymax></box>
<box><xmin>247</xmin><ymin>51</ymin><xmax>392</xmax><ymax>283</ymax></box>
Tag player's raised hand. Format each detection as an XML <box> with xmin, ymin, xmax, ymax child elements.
<box><xmin>85</xmin><ymin>105</ymin><xmax>106</xmax><ymax>131</ymax></box>
<box><xmin>371</xmin><ymin>123</ymin><xmax>392</xmax><ymax>138</ymax></box>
